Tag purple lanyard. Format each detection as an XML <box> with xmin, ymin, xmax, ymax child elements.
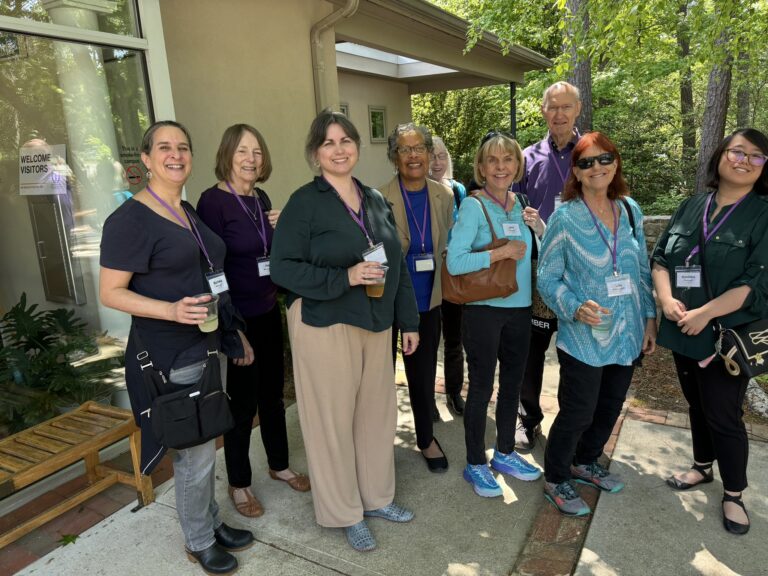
<box><xmin>686</xmin><ymin>192</ymin><xmax>749</xmax><ymax>265</ymax></box>
<box><xmin>327</xmin><ymin>178</ymin><xmax>373</xmax><ymax>247</ymax></box>
<box><xmin>548</xmin><ymin>146</ymin><xmax>569</xmax><ymax>186</ymax></box>
<box><xmin>147</xmin><ymin>185</ymin><xmax>215</xmax><ymax>270</ymax></box>
<box><xmin>399</xmin><ymin>179</ymin><xmax>429</xmax><ymax>252</ymax></box>
<box><xmin>482</xmin><ymin>187</ymin><xmax>510</xmax><ymax>212</ymax></box>
<box><xmin>225</xmin><ymin>182</ymin><xmax>269</xmax><ymax>257</ymax></box>
<box><xmin>583</xmin><ymin>199</ymin><xmax>620</xmax><ymax>275</ymax></box>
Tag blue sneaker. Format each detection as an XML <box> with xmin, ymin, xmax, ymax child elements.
<box><xmin>571</xmin><ymin>462</ymin><xmax>625</xmax><ymax>493</ymax></box>
<box><xmin>490</xmin><ymin>448</ymin><xmax>542</xmax><ymax>481</ymax></box>
<box><xmin>463</xmin><ymin>464</ymin><xmax>503</xmax><ymax>497</ymax></box>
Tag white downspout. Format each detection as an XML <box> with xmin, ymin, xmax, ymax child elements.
<box><xmin>310</xmin><ymin>0</ymin><xmax>359</xmax><ymax>113</ymax></box>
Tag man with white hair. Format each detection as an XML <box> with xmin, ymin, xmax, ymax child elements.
<box><xmin>513</xmin><ymin>81</ymin><xmax>582</xmax><ymax>450</ymax></box>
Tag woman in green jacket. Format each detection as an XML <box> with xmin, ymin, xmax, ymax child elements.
<box><xmin>652</xmin><ymin>128</ymin><xmax>768</xmax><ymax>536</ymax></box>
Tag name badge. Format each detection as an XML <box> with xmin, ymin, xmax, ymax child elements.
<box><xmin>605</xmin><ymin>273</ymin><xmax>631</xmax><ymax>297</ymax></box>
<box><xmin>553</xmin><ymin>194</ymin><xmax>563</xmax><ymax>211</ymax></box>
<box><xmin>414</xmin><ymin>253</ymin><xmax>435</xmax><ymax>272</ymax></box>
<box><xmin>257</xmin><ymin>256</ymin><xmax>270</xmax><ymax>277</ymax></box>
<box><xmin>206</xmin><ymin>270</ymin><xmax>229</xmax><ymax>294</ymax></box>
<box><xmin>675</xmin><ymin>265</ymin><xmax>701</xmax><ymax>288</ymax></box>
<box><xmin>363</xmin><ymin>241</ymin><xmax>387</xmax><ymax>264</ymax></box>
<box><xmin>502</xmin><ymin>222</ymin><xmax>521</xmax><ymax>237</ymax></box>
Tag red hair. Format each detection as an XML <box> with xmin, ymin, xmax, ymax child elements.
<box><xmin>562</xmin><ymin>131</ymin><xmax>629</xmax><ymax>201</ymax></box>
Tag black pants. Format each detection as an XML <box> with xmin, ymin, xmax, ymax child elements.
<box><xmin>441</xmin><ymin>299</ymin><xmax>464</xmax><ymax>396</ymax></box>
<box><xmin>544</xmin><ymin>349</ymin><xmax>634</xmax><ymax>484</ymax></box>
<box><xmin>224</xmin><ymin>304</ymin><xmax>289</xmax><ymax>487</ymax></box>
<box><xmin>462</xmin><ymin>305</ymin><xmax>531</xmax><ymax>465</ymax></box>
<box><xmin>673</xmin><ymin>353</ymin><xmax>749</xmax><ymax>492</ymax></box>
<box><xmin>392</xmin><ymin>306</ymin><xmax>441</xmax><ymax>450</ymax></box>
<box><xmin>519</xmin><ymin>317</ymin><xmax>558</xmax><ymax>429</ymax></box>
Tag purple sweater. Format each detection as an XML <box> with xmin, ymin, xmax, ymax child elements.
<box><xmin>197</xmin><ymin>185</ymin><xmax>277</xmax><ymax>317</ymax></box>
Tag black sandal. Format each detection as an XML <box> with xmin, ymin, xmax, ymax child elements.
<box><xmin>722</xmin><ymin>493</ymin><xmax>750</xmax><ymax>535</ymax></box>
<box><xmin>665</xmin><ymin>462</ymin><xmax>714</xmax><ymax>491</ymax></box>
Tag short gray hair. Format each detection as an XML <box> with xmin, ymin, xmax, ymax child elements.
<box><xmin>542</xmin><ymin>81</ymin><xmax>581</xmax><ymax>107</ymax></box>
<box><xmin>386</xmin><ymin>123</ymin><xmax>433</xmax><ymax>163</ymax></box>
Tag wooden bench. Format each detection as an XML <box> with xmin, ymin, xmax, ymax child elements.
<box><xmin>0</xmin><ymin>401</ymin><xmax>154</xmax><ymax>548</ymax></box>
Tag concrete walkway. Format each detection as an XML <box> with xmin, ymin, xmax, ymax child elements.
<box><xmin>15</xmin><ymin>345</ymin><xmax>768</xmax><ymax>576</ymax></box>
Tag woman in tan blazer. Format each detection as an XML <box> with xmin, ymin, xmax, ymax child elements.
<box><xmin>380</xmin><ymin>123</ymin><xmax>454</xmax><ymax>473</ymax></box>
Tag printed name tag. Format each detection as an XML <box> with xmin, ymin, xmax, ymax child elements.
<box><xmin>605</xmin><ymin>273</ymin><xmax>631</xmax><ymax>297</ymax></box>
<box><xmin>363</xmin><ymin>242</ymin><xmax>387</xmax><ymax>264</ymax></box>
<box><xmin>414</xmin><ymin>253</ymin><xmax>435</xmax><ymax>272</ymax></box>
<box><xmin>502</xmin><ymin>222</ymin><xmax>521</xmax><ymax>237</ymax></box>
<box><xmin>206</xmin><ymin>271</ymin><xmax>229</xmax><ymax>294</ymax></box>
<box><xmin>675</xmin><ymin>265</ymin><xmax>701</xmax><ymax>288</ymax></box>
<box><xmin>257</xmin><ymin>257</ymin><xmax>271</xmax><ymax>277</ymax></box>
<box><xmin>553</xmin><ymin>194</ymin><xmax>563</xmax><ymax>211</ymax></box>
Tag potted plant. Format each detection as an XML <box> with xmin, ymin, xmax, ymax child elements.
<box><xmin>0</xmin><ymin>293</ymin><xmax>123</xmax><ymax>433</ymax></box>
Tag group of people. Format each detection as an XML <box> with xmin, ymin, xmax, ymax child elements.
<box><xmin>98</xmin><ymin>80</ymin><xmax>766</xmax><ymax>574</ymax></box>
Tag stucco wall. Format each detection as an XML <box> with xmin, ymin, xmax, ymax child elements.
<box><xmin>338</xmin><ymin>71</ymin><xmax>412</xmax><ymax>188</ymax></box>
<box><xmin>159</xmin><ymin>0</ymin><xmax>336</xmax><ymax>208</ymax></box>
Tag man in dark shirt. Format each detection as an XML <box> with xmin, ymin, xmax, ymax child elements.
<box><xmin>514</xmin><ymin>81</ymin><xmax>582</xmax><ymax>450</ymax></box>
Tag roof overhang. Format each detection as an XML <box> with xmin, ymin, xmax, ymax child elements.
<box><xmin>331</xmin><ymin>0</ymin><xmax>551</xmax><ymax>93</ymax></box>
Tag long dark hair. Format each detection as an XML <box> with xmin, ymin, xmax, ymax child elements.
<box><xmin>706</xmin><ymin>128</ymin><xmax>768</xmax><ymax>195</ymax></box>
<box><xmin>562</xmin><ymin>131</ymin><xmax>628</xmax><ymax>201</ymax></box>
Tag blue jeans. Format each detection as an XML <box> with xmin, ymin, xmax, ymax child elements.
<box><xmin>169</xmin><ymin>359</ymin><xmax>222</xmax><ymax>552</ymax></box>
<box><xmin>462</xmin><ymin>305</ymin><xmax>532</xmax><ymax>465</ymax></box>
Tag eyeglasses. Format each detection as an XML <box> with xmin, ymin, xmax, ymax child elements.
<box><xmin>432</xmin><ymin>153</ymin><xmax>448</xmax><ymax>161</ymax></box>
<box><xmin>481</xmin><ymin>130</ymin><xmax>514</xmax><ymax>146</ymax></box>
<box><xmin>543</xmin><ymin>104</ymin><xmax>576</xmax><ymax>115</ymax></box>
<box><xmin>725</xmin><ymin>148</ymin><xmax>768</xmax><ymax>167</ymax></box>
<box><xmin>396</xmin><ymin>144</ymin><xmax>427</xmax><ymax>156</ymax></box>
<box><xmin>575</xmin><ymin>152</ymin><xmax>616</xmax><ymax>170</ymax></box>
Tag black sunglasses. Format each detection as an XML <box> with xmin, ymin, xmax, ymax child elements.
<box><xmin>575</xmin><ymin>152</ymin><xmax>616</xmax><ymax>170</ymax></box>
<box><xmin>481</xmin><ymin>130</ymin><xmax>515</xmax><ymax>146</ymax></box>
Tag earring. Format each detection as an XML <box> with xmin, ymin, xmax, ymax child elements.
<box><xmin>313</xmin><ymin>160</ymin><xmax>320</xmax><ymax>169</ymax></box>
<box><xmin>146</xmin><ymin>169</ymin><xmax>152</xmax><ymax>179</ymax></box>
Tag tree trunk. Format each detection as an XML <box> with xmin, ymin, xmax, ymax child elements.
<box><xmin>677</xmin><ymin>2</ymin><xmax>696</xmax><ymax>189</ymax></box>
<box><xmin>736</xmin><ymin>51</ymin><xmax>750</xmax><ymax>128</ymax></box>
<box><xmin>566</xmin><ymin>0</ymin><xmax>592</xmax><ymax>132</ymax></box>
<box><xmin>696</xmin><ymin>46</ymin><xmax>733</xmax><ymax>193</ymax></box>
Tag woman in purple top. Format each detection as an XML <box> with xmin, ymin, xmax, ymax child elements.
<box><xmin>197</xmin><ymin>124</ymin><xmax>310</xmax><ymax>520</ymax></box>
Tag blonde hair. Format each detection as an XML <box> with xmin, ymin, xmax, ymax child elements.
<box><xmin>473</xmin><ymin>134</ymin><xmax>524</xmax><ymax>185</ymax></box>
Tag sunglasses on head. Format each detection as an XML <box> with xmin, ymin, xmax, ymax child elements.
<box><xmin>481</xmin><ymin>130</ymin><xmax>515</xmax><ymax>146</ymax></box>
<box><xmin>575</xmin><ymin>152</ymin><xmax>616</xmax><ymax>170</ymax></box>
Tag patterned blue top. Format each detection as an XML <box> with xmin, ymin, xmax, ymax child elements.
<box><xmin>537</xmin><ymin>197</ymin><xmax>655</xmax><ymax>366</ymax></box>
<box><xmin>446</xmin><ymin>194</ymin><xmax>532</xmax><ymax>307</ymax></box>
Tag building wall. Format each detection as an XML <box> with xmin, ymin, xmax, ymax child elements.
<box><xmin>337</xmin><ymin>71</ymin><xmax>412</xmax><ymax>188</ymax></box>
<box><xmin>159</xmin><ymin>0</ymin><xmax>336</xmax><ymax>208</ymax></box>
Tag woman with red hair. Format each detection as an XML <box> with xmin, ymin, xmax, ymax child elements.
<box><xmin>537</xmin><ymin>132</ymin><xmax>657</xmax><ymax>516</ymax></box>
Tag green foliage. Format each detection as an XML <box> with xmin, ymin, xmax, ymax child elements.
<box><xmin>424</xmin><ymin>0</ymin><xmax>768</xmax><ymax>212</ymax></box>
<box><xmin>0</xmin><ymin>294</ymin><xmax>122</xmax><ymax>433</ymax></box>
<box><xmin>58</xmin><ymin>534</ymin><xmax>79</xmax><ymax>546</ymax></box>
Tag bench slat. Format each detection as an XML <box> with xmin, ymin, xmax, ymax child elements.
<box><xmin>69</xmin><ymin>412</ymin><xmax>122</xmax><ymax>428</ymax></box>
<box><xmin>51</xmin><ymin>419</ymin><xmax>105</xmax><ymax>436</ymax></box>
<box><xmin>0</xmin><ymin>442</ymin><xmax>51</xmax><ymax>463</ymax></box>
<box><xmin>0</xmin><ymin>453</ymin><xmax>31</xmax><ymax>473</ymax></box>
<box><xmin>15</xmin><ymin>434</ymin><xmax>70</xmax><ymax>454</ymax></box>
<box><xmin>34</xmin><ymin>424</ymin><xmax>89</xmax><ymax>445</ymax></box>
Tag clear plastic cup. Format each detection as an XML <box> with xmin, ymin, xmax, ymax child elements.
<box><xmin>194</xmin><ymin>293</ymin><xmax>220</xmax><ymax>332</ymax></box>
<box><xmin>591</xmin><ymin>308</ymin><xmax>613</xmax><ymax>343</ymax></box>
<box><xmin>365</xmin><ymin>265</ymin><xmax>388</xmax><ymax>298</ymax></box>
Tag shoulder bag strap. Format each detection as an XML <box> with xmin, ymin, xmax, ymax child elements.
<box><xmin>620</xmin><ymin>197</ymin><xmax>637</xmax><ymax>239</ymax></box>
<box><xmin>515</xmin><ymin>192</ymin><xmax>539</xmax><ymax>260</ymax></box>
<box><xmin>473</xmin><ymin>196</ymin><xmax>500</xmax><ymax>242</ymax></box>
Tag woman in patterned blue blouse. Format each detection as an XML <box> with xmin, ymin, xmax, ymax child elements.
<box><xmin>537</xmin><ymin>131</ymin><xmax>657</xmax><ymax>516</ymax></box>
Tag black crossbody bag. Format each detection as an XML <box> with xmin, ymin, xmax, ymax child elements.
<box><xmin>699</xmin><ymin>228</ymin><xmax>768</xmax><ymax>378</ymax></box>
<box><xmin>133</xmin><ymin>326</ymin><xmax>235</xmax><ymax>450</ymax></box>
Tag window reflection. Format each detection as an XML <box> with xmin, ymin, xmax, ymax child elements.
<box><xmin>0</xmin><ymin>0</ymin><xmax>140</xmax><ymax>37</ymax></box>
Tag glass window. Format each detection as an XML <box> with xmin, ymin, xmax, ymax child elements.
<box><xmin>0</xmin><ymin>31</ymin><xmax>151</xmax><ymax>341</ymax></box>
<box><xmin>0</xmin><ymin>0</ymin><xmax>140</xmax><ymax>37</ymax></box>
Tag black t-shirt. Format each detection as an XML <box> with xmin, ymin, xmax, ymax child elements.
<box><xmin>100</xmin><ymin>199</ymin><xmax>227</xmax><ymax>416</ymax></box>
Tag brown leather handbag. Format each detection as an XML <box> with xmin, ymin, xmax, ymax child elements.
<box><xmin>441</xmin><ymin>197</ymin><xmax>518</xmax><ymax>304</ymax></box>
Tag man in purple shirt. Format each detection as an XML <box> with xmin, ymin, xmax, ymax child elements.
<box><xmin>513</xmin><ymin>81</ymin><xmax>582</xmax><ymax>450</ymax></box>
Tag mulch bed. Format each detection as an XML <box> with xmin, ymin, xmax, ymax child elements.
<box><xmin>630</xmin><ymin>346</ymin><xmax>768</xmax><ymax>426</ymax></box>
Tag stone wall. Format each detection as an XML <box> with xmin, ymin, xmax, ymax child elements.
<box><xmin>643</xmin><ymin>215</ymin><xmax>671</xmax><ymax>253</ymax></box>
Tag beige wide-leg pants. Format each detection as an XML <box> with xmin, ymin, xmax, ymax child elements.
<box><xmin>287</xmin><ymin>300</ymin><xmax>397</xmax><ymax>527</ymax></box>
